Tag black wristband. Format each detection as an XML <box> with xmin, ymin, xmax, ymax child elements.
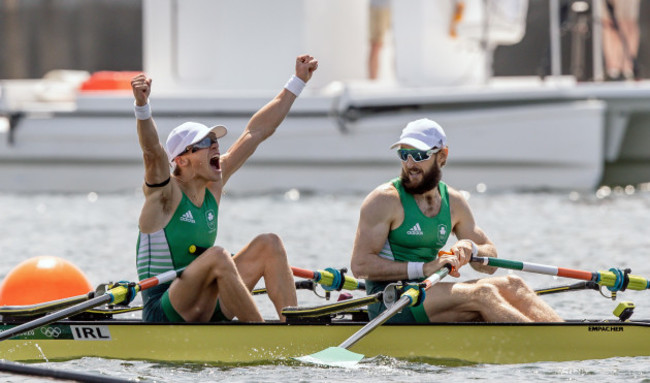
<box><xmin>145</xmin><ymin>177</ymin><xmax>171</xmax><ymax>188</ymax></box>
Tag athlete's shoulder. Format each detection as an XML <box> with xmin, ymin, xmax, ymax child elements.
<box><xmin>368</xmin><ymin>181</ymin><xmax>399</xmax><ymax>201</ymax></box>
<box><xmin>360</xmin><ymin>181</ymin><xmax>401</xmax><ymax>217</ymax></box>
<box><xmin>444</xmin><ymin>183</ymin><xmax>473</xmax><ymax>219</ymax></box>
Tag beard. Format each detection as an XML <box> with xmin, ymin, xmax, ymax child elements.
<box><xmin>400</xmin><ymin>163</ymin><xmax>442</xmax><ymax>195</ymax></box>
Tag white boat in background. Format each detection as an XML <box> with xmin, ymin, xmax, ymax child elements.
<box><xmin>1</xmin><ymin>0</ymin><xmax>649</xmax><ymax>195</ymax></box>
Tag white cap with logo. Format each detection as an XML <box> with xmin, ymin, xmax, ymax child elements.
<box><xmin>389</xmin><ymin>118</ymin><xmax>447</xmax><ymax>151</ymax></box>
<box><xmin>165</xmin><ymin>122</ymin><xmax>227</xmax><ymax>163</ymax></box>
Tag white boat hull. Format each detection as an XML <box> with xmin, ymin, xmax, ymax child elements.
<box><xmin>0</xmin><ymin>88</ymin><xmax>610</xmax><ymax>194</ymax></box>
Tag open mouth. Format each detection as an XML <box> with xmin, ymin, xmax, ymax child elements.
<box><xmin>210</xmin><ymin>155</ymin><xmax>221</xmax><ymax>171</ymax></box>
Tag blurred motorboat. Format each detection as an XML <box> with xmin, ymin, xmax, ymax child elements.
<box><xmin>1</xmin><ymin>0</ymin><xmax>649</xmax><ymax>194</ymax></box>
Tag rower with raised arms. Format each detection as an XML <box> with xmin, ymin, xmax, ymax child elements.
<box><xmin>131</xmin><ymin>54</ymin><xmax>318</xmax><ymax>323</ymax></box>
<box><xmin>350</xmin><ymin>118</ymin><xmax>564</xmax><ymax>323</ymax></box>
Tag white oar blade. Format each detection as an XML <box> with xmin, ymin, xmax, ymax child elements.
<box><xmin>294</xmin><ymin>347</ymin><xmax>364</xmax><ymax>368</ymax></box>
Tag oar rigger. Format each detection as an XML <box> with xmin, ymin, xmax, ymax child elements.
<box><xmin>282</xmin><ymin>278</ymin><xmax>428</xmax><ymax>322</ymax></box>
<box><xmin>382</xmin><ymin>281</ymin><xmax>427</xmax><ymax>309</ymax></box>
<box><xmin>106</xmin><ymin>281</ymin><xmax>138</xmax><ymax>306</ymax></box>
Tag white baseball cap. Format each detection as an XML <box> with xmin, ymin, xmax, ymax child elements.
<box><xmin>166</xmin><ymin>122</ymin><xmax>227</xmax><ymax>163</ymax></box>
<box><xmin>389</xmin><ymin>118</ymin><xmax>447</xmax><ymax>151</ymax></box>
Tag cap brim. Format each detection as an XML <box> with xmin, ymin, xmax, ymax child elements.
<box><xmin>191</xmin><ymin>125</ymin><xmax>227</xmax><ymax>146</ymax></box>
<box><xmin>210</xmin><ymin>125</ymin><xmax>227</xmax><ymax>139</ymax></box>
<box><xmin>169</xmin><ymin>124</ymin><xmax>228</xmax><ymax>164</ymax></box>
<box><xmin>389</xmin><ymin>137</ymin><xmax>432</xmax><ymax>151</ymax></box>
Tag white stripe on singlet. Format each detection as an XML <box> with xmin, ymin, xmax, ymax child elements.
<box><xmin>136</xmin><ymin>229</ymin><xmax>174</xmax><ymax>280</ymax></box>
<box><xmin>378</xmin><ymin>239</ymin><xmax>395</xmax><ymax>261</ymax></box>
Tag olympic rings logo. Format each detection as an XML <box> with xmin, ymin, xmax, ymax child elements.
<box><xmin>40</xmin><ymin>326</ymin><xmax>62</xmax><ymax>338</ymax></box>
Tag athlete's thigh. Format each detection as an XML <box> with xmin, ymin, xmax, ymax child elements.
<box><xmin>422</xmin><ymin>281</ymin><xmax>483</xmax><ymax>322</ymax></box>
<box><xmin>167</xmin><ymin>250</ymin><xmax>222</xmax><ymax>310</ymax></box>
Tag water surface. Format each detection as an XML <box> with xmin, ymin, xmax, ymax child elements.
<box><xmin>1</xmin><ymin>187</ymin><xmax>649</xmax><ymax>382</ymax></box>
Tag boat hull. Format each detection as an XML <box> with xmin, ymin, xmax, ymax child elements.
<box><xmin>1</xmin><ymin>320</ymin><xmax>648</xmax><ymax>365</ymax></box>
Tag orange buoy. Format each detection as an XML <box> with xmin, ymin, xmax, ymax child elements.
<box><xmin>0</xmin><ymin>256</ymin><xmax>93</xmax><ymax>306</ymax></box>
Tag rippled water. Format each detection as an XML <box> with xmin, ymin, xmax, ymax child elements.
<box><xmin>1</xmin><ymin>187</ymin><xmax>650</xmax><ymax>382</ymax></box>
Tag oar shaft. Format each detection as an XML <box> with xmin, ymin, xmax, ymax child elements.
<box><xmin>471</xmin><ymin>256</ymin><xmax>650</xmax><ymax>291</ymax></box>
<box><xmin>338</xmin><ymin>295</ymin><xmax>409</xmax><ymax>350</ymax></box>
<box><xmin>0</xmin><ymin>359</ymin><xmax>130</xmax><ymax>383</ymax></box>
<box><xmin>471</xmin><ymin>256</ymin><xmax>596</xmax><ymax>280</ymax></box>
<box><xmin>0</xmin><ymin>293</ymin><xmax>91</xmax><ymax>317</ymax></box>
<box><xmin>0</xmin><ymin>294</ymin><xmax>111</xmax><ymax>341</ymax></box>
<box><xmin>338</xmin><ymin>266</ymin><xmax>450</xmax><ymax>350</ymax></box>
<box><xmin>0</xmin><ymin>267</ymin><xmax>185</xmax><ymax>342</ymax></box>
<box><xmin>535</xmin><ymin>281</ymin><xmax>599</xmax><ymax>295</ymax></box>
<box><xmin>283</xmin><ymin>293</ymin><xmax>381</xmax><ymax>318</ymax></box>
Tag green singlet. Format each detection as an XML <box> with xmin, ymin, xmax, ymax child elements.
<box><xmin>136</xmin><ymin>189</ymin><xmax>223</xmax><ymax>322</ymax></box>
<box><xmin>365</xmin><ymin>178</ymin><xmax>452</xmax><ymax>323</ymax></box>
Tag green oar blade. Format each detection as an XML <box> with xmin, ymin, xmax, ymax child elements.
<box><xmin>295</xmin><ymin>347</ymin><xmax>364</xmax><ymax>367</ymax></box>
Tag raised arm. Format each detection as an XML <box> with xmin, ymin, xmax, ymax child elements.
<box><xmin>131</xmin><ymin>74</ymin><xmax>178</xmax><ymax>233</ymax></box>
<box><xmin>131</xmin><ymin>74</ymin><xmax>171</xmax><ymax>191</ymax></box>
<box><xmin>218</xmin><ymin>54</ymin><xmax>318</xmax><ymax>185</ymax></box>
<box><xmin>448</xmin><ymin>187</ymin><xmax>498</xmax><ymax>274</ymax></box>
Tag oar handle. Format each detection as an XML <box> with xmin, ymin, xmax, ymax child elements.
<box><xmin>470</xmin><ymin>256</ymin><xmax>650</xmax><ymax>291</ymax></box>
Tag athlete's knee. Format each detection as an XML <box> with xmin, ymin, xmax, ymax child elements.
<box><xmin>503</xmin><ymin>275</ymin><xmax>534</xmax><ymax>294</ymax></box>
<box><xmin>472</xmin><ymin>283</ymin><xmax>502</xmax><ymax>304</ymax></box>
<box><xmin>203</xmin><ymin>246</ymin><xmax>236</xmax><ymax>274</ymax></box>
<box><xmin>253</xmin><ymin>233</ymin><xmax>287</xmax><ymax>259</ymax></box>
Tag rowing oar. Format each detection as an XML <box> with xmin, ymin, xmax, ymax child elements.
<box><xmin>295</xmin><ymin>263</ymin><xmax>453</xmax><ymax>367</ymax></box>
<box><xmin>471</xmin><ymin>256</ymin><xmax>650</xmax><ymax>291</ymax></box>
<box><xmin>253</xmin><ymin>280</ymin><xmax>317</xmax><ymax>295</ymax></box>
<box><xmin>0</xmin><ymin>359</ymin><xmax>130</xmax><ymax>383</ymax></box>
<box><xmin>0</xmin><ymin>293</ymin><xmax>93</xmax><ymax>317</ymax></box>
<box><xmin>535</xmin><ymin>281</ymin><xmax>600</xmax><ymax>295</ymax></box>
<box><xmin>291</xmin><ymin>266</ymin><xmax>365</xmax><ymax>291</ymax></box>
<box><xmin>283</xmin><ymin>293</ymin><xmax>380</xmax><ymax>318</ymax></box>
<box><xmin>284</xmin><ymin>278</ymin><xmax>601</xmax><ymax>319</ymax></box>
<box><xmin>0</xmin><ymin>268</ymin><xmax>184</xmax><ymax>342</ymax></box>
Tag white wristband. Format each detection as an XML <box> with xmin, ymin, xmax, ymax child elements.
<box><xmin>407</xmin><ymin>262</ymin><xmax>425</xmax><ymax>280</ymax></box>
<box><xmin>284</xmin><ymin>75</ymin><xmax>306</xmax><ymax>96</ymax></box>
<box><xmin>463</xmin><ymin>240</ymin><xmax>479</xmax><ymax>257</ymax></box>
<box><xmin>134</xmin><ymin>101</ymin><xmax>151</xmax><ymax>120</ymax></box>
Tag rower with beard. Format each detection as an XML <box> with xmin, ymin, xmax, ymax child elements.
<box><xmin>350</xmin><ymin>119</ymin><xmax>563</xmax><ymax>323</ymax></box>
<box><xmin>131</xmin><ymin>54</ymin><xmax>318</xmax><ymax>323</ymax></box>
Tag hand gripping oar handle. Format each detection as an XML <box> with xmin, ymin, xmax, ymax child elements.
<box><xmin>338</xmin><ymin>264</ymin><xmax>452</xmax><ymax>350</ymax></box>
<box><xmin>0</xmin><ymin>268</ymin><xmax>184</xmax><ymax>342</ymax></box>
<box><xmin>471</xmin><ymin>256</ymin><xmax>650</xmax><ymax>291</ymax></box>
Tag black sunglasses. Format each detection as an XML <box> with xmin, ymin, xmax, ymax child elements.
<box><xmin>181</xmin><ymin>135</ymin><xmax>217</xmax><ymax>155</ymax></box>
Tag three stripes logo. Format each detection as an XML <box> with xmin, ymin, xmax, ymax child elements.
<box><xmin>180</xmin><ymin>210</ymin><xmax>195</xmax><ymax>224</ymax></box>
<box><xmin>406</xmin><ymin>223</ymin><xmax>424</xmax><ymax>236</ymax></box>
